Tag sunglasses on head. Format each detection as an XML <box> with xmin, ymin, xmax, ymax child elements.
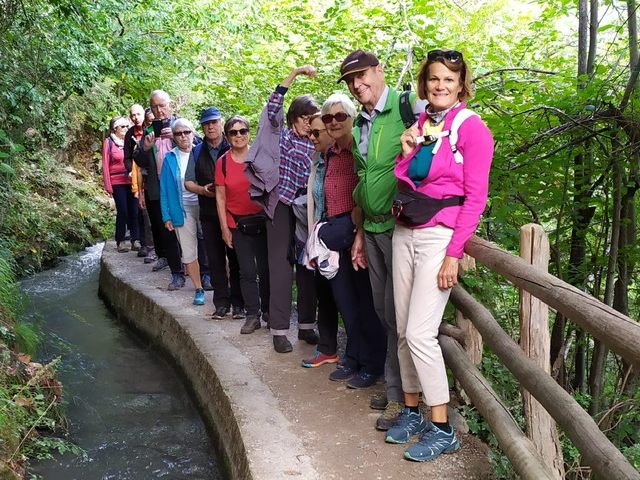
<box><xmin>427</xmin><ymin>49</ymin><xmax>463</xmax><ymax>63</ymax></box>
<box><xmin>227</xmin><ymin>128</ymin><xmax>249</xmax><ymax>137</ymax></box>
<box><xmin>115</xmin><ymin>124</ymin><xmax>128</xmax><ymax>129</ymax></box>
<box><xmin>173</xmin><ymin>130</ymin><xmax>192</xmax><ymax>137</ymax></box>
<box><xmin>321</xmin><ymin>112</ymin><xmax>350</xmax><ymax>124</ymax></box>
<box><xmin>310</xmin><ymin>128</ymin><xmax>327</xmax><ymax>138</ymax></box>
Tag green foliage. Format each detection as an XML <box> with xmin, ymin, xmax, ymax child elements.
<box><xmin>0</xmin><ymin>0</ymin><xmax>639</xmax><ymax>477</ymax></box>
<box><xmin>0</xmin><ymin>355</ymin><xmax>80</xmax><ymax>477</ymax></box>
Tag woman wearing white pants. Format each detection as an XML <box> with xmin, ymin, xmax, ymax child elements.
<box><xmin>385</xmin><ymin>50</ymin><xmax>494</xmax><ymax>462</ymax></box>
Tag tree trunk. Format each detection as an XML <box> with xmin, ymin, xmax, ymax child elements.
<box><xmin>588</xmin><ymin>158</ymin><xmax>621</xmax><ymax>416</ymax></box>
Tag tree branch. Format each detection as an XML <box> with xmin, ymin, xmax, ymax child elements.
<box><xmin>473</xmin><ymin>67</ymin><xmax>558</xmax><ymax>83</ymax></box>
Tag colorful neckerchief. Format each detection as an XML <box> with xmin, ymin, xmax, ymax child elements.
<box><xmin>425</xmin><ymin>101</ymin><xmax>460</xmax><ymax>126</ymax></box>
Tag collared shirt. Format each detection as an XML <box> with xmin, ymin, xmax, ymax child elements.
<box><xmin>324</xmin><ymin>144</ymin><xmax>358</xmax><ymax>217</ymax></box>
<box><xmin>267</xmin><ymin>91</ymin><xmax>314</xmax><ymax>205</ymax></box>
<box><xmin>357</xmin><ymin>86</ymin><xmax>427</xmax><ymax>160</ymax></box>
<box><xmin>208</xmin><ymin>141</ymin><xmax>221</xmax><ymax>162</ymax></box>
<box><xmin>357</xmin><ymin>86</ymin><xmax>390</xmax><ymax>159</ymax></box>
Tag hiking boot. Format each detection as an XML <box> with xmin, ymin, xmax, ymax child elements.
<box><xmin>167</xmin><ymin>273</ymin><xmax>185</xmax><ymax>291</ymax></box>
<box><xmin>144</xmin><ymin>248</ymin><xmax>157</xmax><ymax>263</ymax></box>
<box><xmin>370</xmin><ymin>392</ymin><xmax>388</xmax><ymax>410</ymax></box>
<box><xmin>232</xmin><ymin>306</ymin><xmax>246</xmax><ymax>319</ymax></box>
<box><xmin>152</xmin><ymin>257</ymin><xmax>169</xmax><ymax>271</ymax></box>
<box><xmin>137</xmin><ymin>245</ymin><xmax>148</xmax><ymax>258</ymax></box>
<box><xmin>329</xmin><ymin>365</ymin><xmax>357</xmax><ymax>382</ymax></box>
<box><xmin>193</xmin><ymin>288</ymin><xmax>206</xmax><ymax>305</ymax></box>
<box><xmin>116</xmin><ymin>242</ymin><xmax>129</xmax><ymax>253</ymax></box>
<box><xmin>273</xmin><ymin>335</ymin><xmax>293</xmax><ymax>353</ymax></box>
<box><xmin>301</xmin><ymin>350</ymin><xmax>339</xmax><ymax>368</ymax></box>
<box><xmin>240</xmin><ymin>315</ymin><xmax>261</xmax><ymax>334</ymax></box>
<box><xmin>347</xmin><ymin>372</ymin><xmax>380</xmax><ymax>389</ymax></box>
<box><xmin>201</xmin><ymin>274</ymin><xmax>213</xmax><ymax>291</ymax></box>
<box><xmin>211</xmin><ymin>306</ymin><xmax>230</xmax><ymax>319</ymax></box>
<box><xmin>376</xmin><ymin>400</ymin><xmax>405</xmax><ymax>431</ymax></box>
<box><xmin>404</xmin><ymin>425</ymin><xmax>460</xmax><ymax>462</ymax></box>
<box><xmin>297</xmin><ymin>329</ymin><xmax>318</xmax><ymax>345</ymax></box>
<box><xmin>385</xmin><ymin>408</ymin><xmax>430</xmax><ymax>444</ymax></box>
<box><xmin>131</xmin><ymin>240</ymin><xmax>141</xmax><ymax>251</ymax></box>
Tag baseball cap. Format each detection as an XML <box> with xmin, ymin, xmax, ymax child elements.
<box><xmin>337</xmin><ymin>50</ymin><xmax>379</xmax><ymax>83</ymax></box>
<box><xmin>199</xmin><ymin>107</ymin><xmax>222</xmax><ymax>124</ymax></box>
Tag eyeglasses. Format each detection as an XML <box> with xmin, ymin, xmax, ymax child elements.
<box><xmin>173</xmin><ymin>130</ymin><xmax>192</xmax><ymax>137</ymax></box>
<box><xmin>321</xmin><ymin>112</ymin><xmax>350</xmax><ymax>124</ymax></box>
<box><xmin>427</xmin><ymin>49</ymin><xmax>463</xmax><ymax>63</ymax></box>
<box><xmin>227</xmin><ymin>128</ymin><xmax>249</xmax><ymax>137</ymax></box>
<box><xmin>115</xmin><ymin>125</ymin><xmax>128</xmax><ymax>129</ymax></box>
<box><xmin>310</xmin><ymin>128</ymin><xmax>327</xmax><ymax>138</ymax></box>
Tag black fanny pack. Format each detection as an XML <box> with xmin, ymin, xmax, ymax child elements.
<box><xmin>235</xmin><ymin>213</ymin><xmax>267</xmax><ymax>236</ymax></box>
<box><xmin>391</xmin><ymin>190</ymin><xmax>464</xmax><ymax>226</ymax></box>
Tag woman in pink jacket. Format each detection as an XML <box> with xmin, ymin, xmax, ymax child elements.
<box><xmin>102</xmin><ymin>116</ymin><xmax>139</xmax><ymax>252</ymax></box>
<box><xmin>385</xmin><ymin>50</ymin><xmax>494</xmax><ymax>462</ymax></box>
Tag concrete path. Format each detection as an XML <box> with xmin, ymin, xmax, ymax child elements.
<box><xmin>99</xmin><ymin>241</ymin><xmax>494</xmax><ymax>480</ymax></box>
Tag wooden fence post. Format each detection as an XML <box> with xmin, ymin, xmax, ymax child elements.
<box><xmin>519</xmin><ymin>224</ymin><xmax>565</xmax><ymax>480</ymax></box>
<box><xmin>456</xmin><ymin>254</ymin><xmax>483</xmax><ymax>365</ymax></box>
<box><xmin>455</xmin><ymin>254</ymin><xmax>483</xmax><ymax>403</ymax></box>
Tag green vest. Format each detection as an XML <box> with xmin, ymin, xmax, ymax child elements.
<box><xmin>352</xmin><ymin>89</ymin><xmax>416</xmax><ymax>233</ymax></box>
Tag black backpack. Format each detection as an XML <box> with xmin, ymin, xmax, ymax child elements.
<box><xmin>398</xmin><ymin>85</ymin><xmax>415</xmax><ymax>128</ymax></box>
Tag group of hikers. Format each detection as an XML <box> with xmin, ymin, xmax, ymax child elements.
<box><xmin>101</xmin><ymin>48</ymin><xmax>494</xmax><ymax>463</ymax></box>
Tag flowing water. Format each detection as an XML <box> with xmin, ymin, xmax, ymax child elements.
<box><xmin>24</xmin><ymin>244</ymin><xmax>222</xmax><ymax>479</ymax></box>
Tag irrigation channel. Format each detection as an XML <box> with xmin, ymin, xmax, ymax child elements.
<box><xmin>23</xmin><ymin>243</ymin><xmax>222</xmax><ymax>479</ymax></box>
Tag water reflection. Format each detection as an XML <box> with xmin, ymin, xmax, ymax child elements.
<box><xmin>25</xmin><ymin>244</ymin><xmax>221</xmax><ymax>479</ymax></box>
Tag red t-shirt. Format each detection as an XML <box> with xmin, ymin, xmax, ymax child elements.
<box><xmin>215</xmin><ymin>151</ymin><xmax>262</xmax><ymax>228</ymax></box>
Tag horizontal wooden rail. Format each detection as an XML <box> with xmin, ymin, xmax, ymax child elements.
<box><xmin>465</xmin><ymin>235</ymin><xmax>640</xmax><ymax>367</ymax></box>
<box><xmin>440</xmin><ymin>335</ymin><xmax>556</xmax><ymax>480</ymax></box>
<box><xmin>450</xmin><ymin>286</ymin><xmax>640</xmax><ymax>480</ymax></box>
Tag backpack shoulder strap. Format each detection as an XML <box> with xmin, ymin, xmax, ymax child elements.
<box><xmin>222</xmin><ymin>153</ymin><xmax>227</xmax><ymax>178</ymax></box>
<box><xmin>431</xmin><ymin>108</ymin><xmax>479</xmax><ymax>164</ymax></box>
<box><xmin>398</xmin><ymin>91</ymin><xmax>415</xmax><ymax>128</ymax></box>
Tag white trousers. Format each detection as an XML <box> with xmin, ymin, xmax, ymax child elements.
<box><xmin>392</xmin><ymin>224</ymin><xmax>453</xmax><ymax>406</ymax></box>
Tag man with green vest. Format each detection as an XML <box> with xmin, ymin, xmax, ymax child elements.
<box><xmin>338</xmin><ymin>50</ymin><xmax>427</xmax><ymax>431</ymax></box>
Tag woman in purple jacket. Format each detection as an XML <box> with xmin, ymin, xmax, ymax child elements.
<box><xmin>385</xmin><ymin>50</ymin><xmax>494</xmax><ymax>462</ymax></box>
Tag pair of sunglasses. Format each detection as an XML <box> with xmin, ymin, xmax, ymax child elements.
<box><xmin>321</xmin><ymin>112</ymin><xmax>350</xmax><ymax>124</ymax></box>
<box><xmin>227</xmin><ymin>128</ymin><xmax>249</xmax><ymax>137</ymax></box>
<box><xmin>310</xmin><ymin>128</ymin><xmax>327</xmax><ymax>138</ymax></box>
<box><xmin>174</xmin><ymin>130</ymin><xmax>192</xmax><ymax>137</ymax></box>
<box><xmin>427</xmin><ymin>49</ymin><xmax>463</xmax><ymax>63</ymax></box>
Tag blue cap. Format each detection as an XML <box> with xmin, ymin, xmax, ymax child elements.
<box><xmin>199</xmin><ymin>107</ymin><xmax>222</xmax><ymax>124</ymax></box>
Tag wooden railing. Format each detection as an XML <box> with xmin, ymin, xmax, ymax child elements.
<box><xmin>440</xmin><ymin>225</ymin><xmax>640</xmax><ymax>480</ymax></box>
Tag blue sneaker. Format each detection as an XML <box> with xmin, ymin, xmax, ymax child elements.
<box><xmin>346</xmin><ymin>372</ymin><xmax>379</xmax><ymax>389</ymax></box>
<box><xmin>404</xmin><ymin>425</ymin><xmax>460</xmax><ymax>462</ymax></box>
<box><xmin>328</xmin><ymin>365</ymin><xmax>357</xmax><ymax>382</ymax></box>
<box><xmin>168</xmin><ymin>273</ymin><xmax>185</xmax><ymax>291</ymax></box>
<box><xmin>385</xmin><ymin>408</ymin><xmax>430</xmax><ymax>444</ymax></box>
<box><xmin>193</xmin><ymin>288</ymin><xmax>205</xmax><ymax>306</ymax></box>
<box><xmin>201</xmin><ymin>274</ymin><xmax>213</xmax><ymax>291</ymax></box>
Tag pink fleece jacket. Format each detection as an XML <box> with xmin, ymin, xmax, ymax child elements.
<box><xmin>394</xmin><ymin>103</ymin><xmax>494</xmax><ymax>258</ymax></box>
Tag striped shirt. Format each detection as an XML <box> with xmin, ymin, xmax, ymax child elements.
<box><xmin>267</xmin><ymin>91</ymin><xmax>314</xmax><ymax>205</ymax></box>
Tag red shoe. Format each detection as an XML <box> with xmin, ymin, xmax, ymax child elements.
<box><xmin>301</xmin><ymin>350</ymin><xmax>339</xmax><ymax>368</ymax></box>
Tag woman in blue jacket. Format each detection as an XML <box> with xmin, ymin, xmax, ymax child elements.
<box><xmin>160</xmin><ymin>118</ymin><xmax>205</xmax><ymax>305</ymax></box>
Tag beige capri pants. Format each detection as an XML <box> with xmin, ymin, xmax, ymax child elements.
<box><xmin>174</xmin><ymin>203</ymin><xmax>200</xmax><ymax>264</ymax></box>
<box><xmin>392</xmin><ymin>224</ymin><xmax>454</xmax><ymax>407</ymax></box>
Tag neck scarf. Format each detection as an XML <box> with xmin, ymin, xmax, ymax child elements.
<box><xmin>109</xmin><ymin>133</ymin><xmax>124</xmax><ymax>147</ymax></box>
<box><xmin>426</xmin><ymin>101</ymin><xmax>460</xmax><ymax>126</ymax></box>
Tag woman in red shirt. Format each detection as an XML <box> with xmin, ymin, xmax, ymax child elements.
<box><xmin>215</xmin><ymin>116</ymin><xmax>270</xmax><ymax>335</ymax></box>
<box><xmin>102</xmin><ymin>116</ymin><xmax>139</xmax><ymax>252</ymax></box>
